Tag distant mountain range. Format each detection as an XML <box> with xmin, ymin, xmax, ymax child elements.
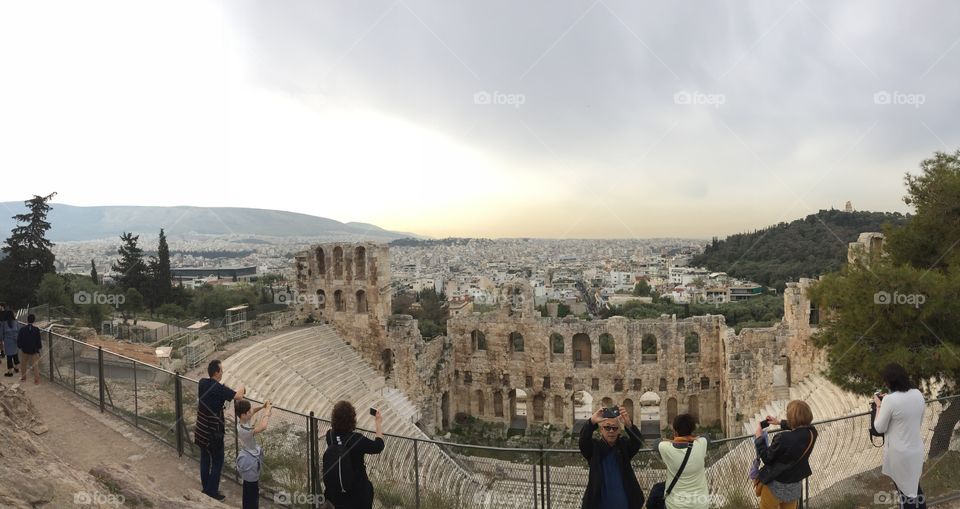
<box><xmin>0</xmin><ymin>203</ymin><xmax>421</xmax><ymax>242</ymax></box>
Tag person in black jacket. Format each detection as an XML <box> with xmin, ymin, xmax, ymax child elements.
<box><xmin>579</xmin><ymin>404</ymin><xmax>645</xmax><ymax>509</ymax></box>
<box><xmin>16</xmin><ymin>314</ymin><xmax>43</xmax><ymax>385</ymax></box>
<box><xmin>324</xmin><ymin>400</ymin><xmax>384</xmax><ymax>509</ymax></box>
<box><xmin>754</xmin><ymin>400</ymin><xmax>817</xmax><ymax>509</ymax></box>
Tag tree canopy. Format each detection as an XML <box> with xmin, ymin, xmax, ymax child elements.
<box><xmin>691</xmin><ymin>209</ymin><xmax>908</xmax><ymax>290</ymax></box>
<box><xmin>809</xmin><ymin>149</ymin><xmax>960</xmax><ymax>457</ymax></box>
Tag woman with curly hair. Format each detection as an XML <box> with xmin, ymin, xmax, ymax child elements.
<box><xmin>323</xmin><ymin>400</ymin><xmax>384</xmax><ymax>509</ymax></box>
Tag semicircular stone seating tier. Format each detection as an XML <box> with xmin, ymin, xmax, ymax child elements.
<box><xmin>221</xmin><ymin>325</ymin><xmax>486</xmax><ymax>504</ymax></box>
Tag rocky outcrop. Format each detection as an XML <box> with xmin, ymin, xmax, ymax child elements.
<box><xmin>0</xmin><ymin>382</ymin><xmax>226</xmax><ymax>508</ymax></box>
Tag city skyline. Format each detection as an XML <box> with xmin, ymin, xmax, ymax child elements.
<box><xmin>2</xmin><ymin>1</ymin><xmax>958</xmax><ymax>238</ymax></box>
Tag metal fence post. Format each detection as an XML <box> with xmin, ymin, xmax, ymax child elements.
<box><xmin>413</xmin><ymin>439</ymin><xmax>421</xmax><ymax>509</ymax></box>
<box><xmin>545</xmin><ymin>450</ymin><xmax>551</xmax><ymax>509</ymax></box>
<box><xmin>538</xmin><ymin>444</ymin><xmax>546</xmax><ymax>509</ymax></box>
<box><xmin>47</xmin><ymin>329</ymin><xmax>54</xmax><ymax>382</ymax></box>
<box><xmin>308</xmin><ymin>412</ymin><xmax>322</xmax><ymax>509</ymax></box>
<box><xmin>532</xmin><ymin>452</ymin><xmax>539</xmax><ymax>509</ymax></box>
<box><xmin>174</xmin><ymin>373</ymin><xmax>184</xmax><ymax>457</ymax></box>
<box><xmin>97</xmin><ymin>346</ymin><xmax>105</xmax><ymax>413</ymax></box>
<box><xmin>133</xmin><ymin>362</ymin><xmax>139</xmax><ymax>428</ymax></box>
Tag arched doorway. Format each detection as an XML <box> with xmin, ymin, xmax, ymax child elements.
<box><xmin>315</xmin><ymin>247</ymin><xmax>325</xmax><ymax>276</ymax></box>
<box><xmin>356</xmin><ymin>290</ymin><xmax>368</xmax><ymax>313</ymax></box>
<box><xmin>623</xmin><ymin>398</ymin><xmax>635</xmax><ymax>423</ymax></box>
<box><xmin>354</xmin><ymin>246</ymin><xmax>366</xmax><ymax>279</ymax></box>
<box><xmin>333</xmin><ymin>246</ymin><xmax>344</xmax><ymax>279</ymax></box>
<box><xmin>572</xmin><ymin>333</ymin><xmax>591</xmax><ymax>368</ymax></box>
<box><xmin>573</xmin><ymin>390</ymin><xmax>594</xmax><ymax>432</ymax></box>
<box><xmin>532</xmin><ymin>393</ymin><xmax>545</xmax><ymax>422</ymax></box>
<box><xmin>688</xmin><ymin>395</ymin><xmax>699</xmax><ymax>423</ymax></box>
<box><xmin>473</xmin><ymin>389</ymin><xmax>485</xmax><ymax>417</ymax></box>
<box><xmin>493</xmin><ymin>390</ymin><xmax>504</xmax><ymax>418</ymax></box>
<box><xmin>553</xmin><ymin>395</ymin><xmax>564</xmax><ymax>421</ymax></box>
<box><xmin>509</xmin><ymin>389</ymin><xmax>528</xmax><ymax>430</ymax></box>
<box><xmin>667</xmin><ymin>397</ymin><xmax>678</xmax><ymax>425</ymax></box>
<box><xmin>638</xmin><ymin>392</ymin><xmax>661</xmax><ymax>439</ymax></box>
<box><xmin>316</xmin><ymin>289</ymin><xmax>326</xmax><ymax>310</ymax></box>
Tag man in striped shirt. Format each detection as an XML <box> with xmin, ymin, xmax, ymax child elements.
<box><xmin>195</xmin><ymin>359</ymin><xmax>245</xmax><ymax>501</ymax></box>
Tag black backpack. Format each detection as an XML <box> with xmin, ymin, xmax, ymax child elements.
<box><xmin>323</xmin><ymin>433</ymin><xmax>355</xmax><ymax>495</ymax></box>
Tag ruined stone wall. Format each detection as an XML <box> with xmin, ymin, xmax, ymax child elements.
<box><xmin>295</xmin><ymin>242</ymin><xmax>393</xmax><ymax>363</ymax></box>
<box><xmin>289</xmin><ymin>245</ymin><xmax>828</xmax><ymax>439</ymax></box>
<box><xmin>722</xmin><ymin>325</ymin><xmax>783</xmax><ymax>433</ymax></box>
<box><xmin>444</xmin><ymin>309</ymin><xmax>727</xmax><ymax>433</ymax></box>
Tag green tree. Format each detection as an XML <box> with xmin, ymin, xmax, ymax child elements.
<box><xmin>90</xmin><ymin>259</ymin><xmax>99</xmax><ymax>285</ymax></box>
<box><xmin>147</xmin><ymin>228</ymin><xmax>172</xmax><ymax>308</ymax></box>
<box><xmin>112</xmin><ymin>232</ymin><xmax>147</xmax><ymax>293</ymax></box>
<box><xmin>810</xmin><ymin>150</ymin><xmax>960</xmax><ymax>458</ymax></box>
<box><xmin>885</xmin><ymin>150</ymin><xmax>960</xmax><ymax>270</ymax></box>
<box><xmin>35</xmin><ymin>272</ymin><xmax>70</xmax><ymax>308</ymax></box>
<box><xmin>0</xmin><ymin>193</ymin><xmax>57</xmax><ymax>308</ymax></box>
<box><xmin>121</xmin><ymin>287</ymin><xmax>145</xmax><ymax>324</ymax></box>
<box><xmin>632</xmin><ymin>280</ymin><xmax>651</xmax><ymax>297</ymax></box>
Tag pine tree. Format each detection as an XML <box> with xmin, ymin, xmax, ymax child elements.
<box><xmin>0</xmin><ymin>193</ymin><xmax>57</xmax><ymax>308</ymax></box>
<box><xmin>90</xmin><ymin>259</ymin><xmax>99</xmax><ymax>285</ymax></box>
<box><xmin>156</xmin><ymin>228</ymin><xmax>171</xmax><ymax>303</ymax></box>
<box><xmin>112</xmin><ymin>232</ymin><xmax>147</xmax><ymax>292</ymax></box>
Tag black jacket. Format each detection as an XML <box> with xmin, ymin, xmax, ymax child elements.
<box><xmin>324</xmin><ymin>429</ymin><xmax>385</xmax><ymax>509</ymax></box>
<box><xmin>578</xmin><ymin>421</ymin><xmax>645</xmax><ymax>509</ymax></box>
<box><xmin>755</xmin><ymin>421</ymin><xmax>817</xmax><ymax>484</ymax></box>
<box><xmin>16</xmin><ymin>324</ymin><xmax>43</xmax><ymax>354</ymax></box>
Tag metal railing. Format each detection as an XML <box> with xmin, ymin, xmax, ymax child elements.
<box><xmin>40</xmin><ymin>327</ymin><xmax>960</xmax><ymax>508</ymax></box>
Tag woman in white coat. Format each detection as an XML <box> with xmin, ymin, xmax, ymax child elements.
<box><xmin>873</xmin><ymin>362</ymin><xmax>926</xmax><ymax>509</ymax></box>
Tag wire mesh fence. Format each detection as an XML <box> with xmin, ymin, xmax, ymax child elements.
<box><xmin>40</xmin><ymin>326</ymin><xmax>960</xmax><ymax>508</ymax></box>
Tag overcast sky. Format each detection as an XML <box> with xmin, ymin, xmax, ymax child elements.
<box><xmin>1</xmin><ymin>1</ymin><xmax>958</xmax><ymax>239</ymax></box>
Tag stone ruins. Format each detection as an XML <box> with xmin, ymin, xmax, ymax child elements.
<box><xmin>294</xmin><ymin>242</ymin><xmax>827</xmax><ymax>438</ymax></box>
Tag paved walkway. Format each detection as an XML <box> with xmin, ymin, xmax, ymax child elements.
<box><xmin>24</xmin><ymin>378</ymin><xmax>281</xmax><ymax>508</ymax></box>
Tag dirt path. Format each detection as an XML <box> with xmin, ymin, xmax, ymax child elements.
<box><xmin>24</xmin><ymin>379</ymin><xmax>282</xmax><ymax>508</ymax></box>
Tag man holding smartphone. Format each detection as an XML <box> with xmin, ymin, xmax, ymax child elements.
<box><xmin>578</xmin><ymin>404</ymin><xmax>645</xmax><ymax>508</ymax></box>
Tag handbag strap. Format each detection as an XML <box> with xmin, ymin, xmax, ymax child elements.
<box><xmin>666</xmin><ymin>442</ymin><xmax>695</xmax><ymax>495</ymax></box>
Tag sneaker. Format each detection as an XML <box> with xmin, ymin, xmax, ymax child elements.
<box><xmin>3</xmin><ymin>373</ymin><xmax>12</xmax><ymax>377</ymax></box>
<box><xmin>209</xmin><ymin>492</ymin><xmax>226</xmax><ymax>501</ymax></box>
<box><xmin>14</xmin><ymin>368</ymin><xmax>19</xmax><ymax>373</ymax></box>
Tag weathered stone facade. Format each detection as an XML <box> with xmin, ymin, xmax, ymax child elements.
<box><xmin>294</xmin><ymin>242</ymin><xmax>393</xmax><ymax>362</ymax></box>
<box><xmin>294</xmin><ymin>244</ymin><xmax>825</xmax><ymax>438</ymax></box>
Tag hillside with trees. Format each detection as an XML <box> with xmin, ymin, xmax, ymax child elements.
<box><xmin>690</xmin><ymin>209</ymin><xmax>908</xmax><ymax>289</ymax></box>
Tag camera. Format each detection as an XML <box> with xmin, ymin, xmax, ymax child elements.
<box><xmin>601</xmin><ymin>406</ymin><xmax>620</xmax><ymax>419</ymax></box>
<box><xmin>369</xmin><ymin>407</ymin><xmax>378</xmax><ymax>417</ymax></box>
<box><xmin>760</xmin><ymin>420</ymin><xmax>770</xmax><ymax>429</ymax></box>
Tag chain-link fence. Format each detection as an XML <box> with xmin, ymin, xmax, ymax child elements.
<box><xmin>41</xmin><ymin>326</ymin><xmax>960</xmax><ymax>508</ymax></box>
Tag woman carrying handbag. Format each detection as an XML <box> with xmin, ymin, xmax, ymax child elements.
<box><xmin>754</xmin><ymin>400</ymin><xmax>818</xmax><ymax>509</ymax></box>
<box><xmin>648</xmin><ymin>414</ymin><xmax>709</xmax><ymax>509</ymax></box>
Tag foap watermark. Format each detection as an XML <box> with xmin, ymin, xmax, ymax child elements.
<box><xmin>874</xmin><ymin>490</ymin><xmax>926</xmax><ymax>505</ymax></box>
<box><xmin>672</xmin><ymin>493</ymin><xmax>728</xmax><ymax>507</ymax></box>
<box><xmin>874</xmin><ymin>290</ymin><xmax>926</xmax><ymax>308</ymax></box>
<box><xmin>474</xmin><ymin>90</ymin><xmax>526</xmax><ymax>109</ymax></box>
<box><xmin>74</xmin><ymin>291</ymin><xmax>125</xmax><ymax>307</ymax></box>
<box><xmin>873</xmin><ymin>90</ymin><xmax>925</xmax><ymax>109</ymax></box>
<box><xmin>73</xmin><ymin>491</ymin><xmax>125</xmax><ymax>506</ymax></box>
<box><xmin>690</xmin><ymin>293</ymin><xmax>726</xmax><ymax>307</ymax></box>
<box><xmin>274</xmin><ymin>291</ymin><xmax>325</xmax><ymax>307</ymax></box>
<box><xmin>674</xmin><ymin>90</ymin><xmax>726</xmax><ymax>108</ymax></box>
<box><xmin>273</xmin><ymin>490</ymin><xmax>325</xmax><ymax>506</ymax></box>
